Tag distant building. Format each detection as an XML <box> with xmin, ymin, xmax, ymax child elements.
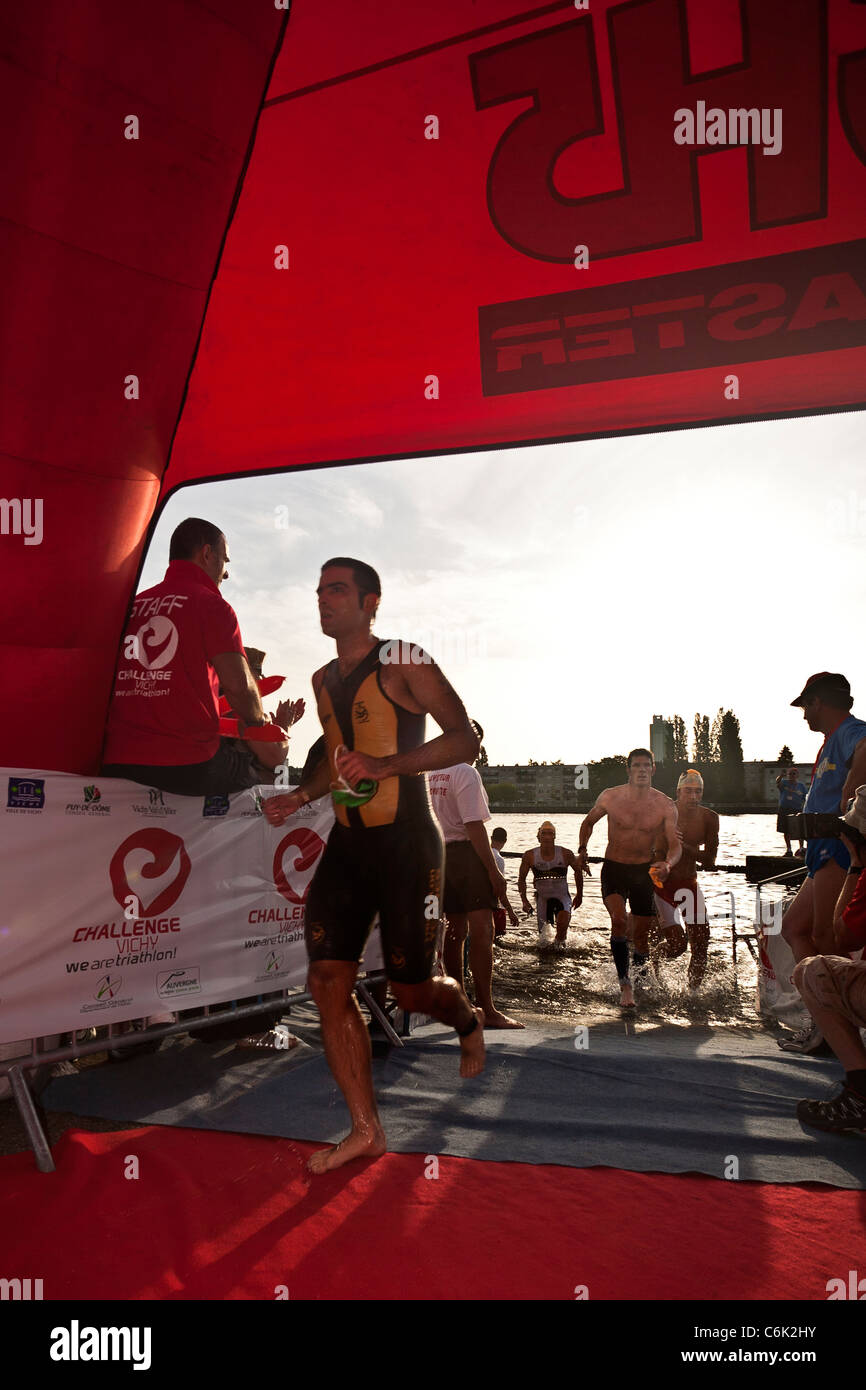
<box><xmin>481</xmin><ymin>763</ymin><xmax>580</xmax><ymax>807</ymax></box>
<box><xmin>478</xmin><ymin>759</ymin><xmax>812</xmax><ymax>809</ymax></box>
<box><xmin>650</xmin><ymin>715</ymin><xmax>672</xmax><ymax>764</ymax></box>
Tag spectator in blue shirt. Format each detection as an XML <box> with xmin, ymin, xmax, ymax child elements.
<box><xmin>778</xmin><ymin>673</ymin><xmax>866</xmax><ymax>1056</ymax></box>
<box><xmin>775</xmin><ymin>766</ymin><xmax>807</xmax><ymax>856</ymax></box>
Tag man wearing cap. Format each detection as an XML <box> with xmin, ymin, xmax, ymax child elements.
<box><xmin>792</xmin><ymin>787</ymin><xmax>866</xmax><ymax>1133</ymax></box>
<box><xmin>778</xmin><ymin>673</ymin><xmax>866</xmax><ymax>1055</ymax></box>
<box><xmin>775</xmin><ymin>766</ymin><xmax>806</xmax><ymax>857</ymax></box>
<box><xmin>651</xmin><ymin>770</ymin><xmax>719</xmax><ymax>988</ymax></box>
<box><xmin>518</xmin><ymin>822</ymin><xmax>583</xmax><ymax>951</ymax></box>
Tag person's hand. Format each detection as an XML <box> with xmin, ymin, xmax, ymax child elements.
<box><xmin>650</xmin><ymin>859</ymin><xmax>670</xmax><ymax>885</ymax></box>
<box><xmin>520</xmin><ymin>895</ymin><xmax>532</xmax><ymax>914</ymax></box>
<box><xmin>576</xmin><ymin>849</ymin><xmax>592</xmax><ymax>877</ymax></box>
<box><xmin>334</xmin><ymin>748</ymin><xmax>389</xmax><ymax>787</ymax></box>
<box><xmin>262</xmin><ymin>791</ymin><xmax>305</xmax><ymax>826</ymax></box>
<box><xmin>491</xmin><ymin>870</ymin><xmax>508</xmax><ymax>902</ymax></box>
<box><xmin>507</xmin><ymin>907</ymin><xmax>519</xmax><ymax>926</ymax></box>
<box><xmin>275</xmin><ymin>697</ymin><xmax>305</xmax><ymax>729</ymax></box>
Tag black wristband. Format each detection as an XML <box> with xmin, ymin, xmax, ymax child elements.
<box><xmin>849</xmin><ymin>865</ymin><xmax>863</xmax><ymax>876</ymax></box>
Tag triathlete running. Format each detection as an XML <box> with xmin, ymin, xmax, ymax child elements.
<box><xmin>263</xmin><ymin>558</ymin><xmax>485</xmax><ymax>1174</ymax></box>
<box><xmin>518</xmin><ymin>822</ymin><xmax>583</xmax><ymax>950</ymax></box>
<box><xmin>577</xmin><ymin>748</ymin><xmax>681</xmax><ymax>1008</ymax></box>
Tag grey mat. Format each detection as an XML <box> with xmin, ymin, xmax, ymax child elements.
<box><xmin>41</xmin><ymin>1020</ymin><xmax>866</xmax><ymax>1188</ymax></box>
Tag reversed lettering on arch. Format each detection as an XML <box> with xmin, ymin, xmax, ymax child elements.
<box><xmin>470</xmin><ymin>0</ymin><xmax>826</xmax><ymax>263</ymax></box>
<box><xmin>478</xmin><ymin>238</ymin><xmax>866</xmax><ymax>395</ymax></box>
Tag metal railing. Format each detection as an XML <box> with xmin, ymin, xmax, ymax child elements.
<box><xmin>2</xmin><ymin>972</ymin><xmax>398</xmax><ymax>1174</ymax></box>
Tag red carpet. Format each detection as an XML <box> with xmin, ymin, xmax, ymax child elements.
<box><xmin>2</xmin><ymin>1128</ymin><xmax>864</xmax><ymax>1300</ymax></box>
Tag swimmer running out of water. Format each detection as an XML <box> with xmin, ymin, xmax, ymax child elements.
<box><xmin>518</xmin><ymin>822</ymin><xmax>583</xmax><ymax>950</ymax></box>
<box><xmin>651</xmin><ymin>769</ymin><xmax>719</xmax><ymax>988</ymax></box>
<box><xmin>577</xmin><ymin>748</ymin><xmax>681</xmax><ymax>1008</ymax></box>
<box><xmin>263</xmin><ymin>558</ymin><xmax>485</xmax><ymax>1174</ymax></box>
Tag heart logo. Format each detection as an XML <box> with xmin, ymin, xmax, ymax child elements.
<box><xmin>136</xmin><ymin>616</ymin><xmax>179</xmax><ymax>670</ymax></box>
<box><xmin>109</xmin><ymin>829</ymin><xmax>191</xmax><ymax>916</ymax></box>
<box><xmin>273</xmin><ymin>828</ymin><xmax>325</xmax><ymax>904</ymax></box>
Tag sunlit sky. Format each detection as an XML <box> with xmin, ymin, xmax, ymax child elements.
<box><xmin>140</xmin><ymin>411</ymin><xmax>866</xmax><ymax>768</ymax></box>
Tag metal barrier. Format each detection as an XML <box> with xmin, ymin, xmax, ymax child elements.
<box><xmin>1</xmin><ymin>971</ymin><xmax>398</xmax><ymax>1174</ymax></box>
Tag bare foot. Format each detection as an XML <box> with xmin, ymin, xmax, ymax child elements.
<box><xmin>459</xmin><ymin>1007</ymin><xmax>486</xmax><ymax>1078</ymax></box>
<box><xmin>619</xmin><ymin>981</ymin><xmax>635</xmax><ymax>1009</ymax></box>
<box><xmin>307</xmin><ymin>1125</ymin><xmax>386</xmax><ymax>1175</ymax></box>
<box><xmin>484</xmin><ymin>1010</ymin><xmax>525</xmax><ymax>1030</ymax></box>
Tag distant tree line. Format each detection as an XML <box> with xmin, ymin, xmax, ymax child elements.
<box><xmin>491</xmin><ymin>710</ymin><xmax>798</xmax><ymax>806</ymax></box>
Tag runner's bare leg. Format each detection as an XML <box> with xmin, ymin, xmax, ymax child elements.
<box><xmin>603</xmin><ymin>892</ymin><xmax>634</xmax><ymax>1008</ymax></box>
<box><xmin>465</xmin><ymin>907</ymin><xmax>523</xmax><ymax>1029</ymax></box>
<box><xmin>306</xmin><ymin>960</ymin><xmax>387</xmax><ymax>1174</ymax></box>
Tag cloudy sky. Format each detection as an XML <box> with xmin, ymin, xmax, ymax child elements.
<box><xmin>140</xmin><ymin>410</ymin><xmax>866</xmax><ymax>768</ymax></box>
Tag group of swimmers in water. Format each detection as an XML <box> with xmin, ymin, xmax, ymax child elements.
<box><xmin>510</xmin><ymin>756</ymin><xmax>719</xmax><ymax>1008</ymax></box>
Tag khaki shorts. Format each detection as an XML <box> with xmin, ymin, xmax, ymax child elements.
<box><xmin>794</xmin><ymin>955</ymin><xmax>866</xmax><ymax>1030</ymax></box>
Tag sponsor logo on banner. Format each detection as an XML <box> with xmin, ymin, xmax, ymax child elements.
<box><xmin>479</xmin><ymin>240</ymin><xmax>866</xmax><ymax>397</ymax></box>
<box><xmin>273</xmin><ymin>828</ymin><xmax>326</xmax><ymax>905</ymax></box>
<box><xmin>132</xmin><ymin>788</ymin><xmax>177</xmax><ymax>817</ymax></box>
<box><xmin>109</xmin><ymin>828</ymin><xmax>191</xmax><ymax>917</ymax></box>
<box><xmin>6</xmin><ymin>777</ymin><xmax>45</xmax><ymax>812</ymax></box>
<box><xmin>157</xmin><ymin>967</ymin><xmax>201</xmax><ymax>998</ymax></box>
<box><xmin>240</xmin><ymin>791</ymin><xmax>264</xmax><ymax>819</ymax></box>
<box><xmin>79</xmin><ymin>973</ymin><xmax>133</xmax><ymax>1015</ymax></box>
<box><xmin>202</xmin><ymin>795</ymin><xmax>230</xmax><ymax>818</ymax></box>
<box><xmin>255</xmin><ymin>947</ymin><xmax>292</xmax><ymax>984</ymax></box>
<box><xmin>65</xmin><ymin>784</ymin><xmax>111</xmax><ymax>816</ymax></box>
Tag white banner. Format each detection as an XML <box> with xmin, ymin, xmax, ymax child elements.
<box><xmin>0</xmin><ymin>770</ymin><xmax>382</xmax><ymax>1045</ymax></box>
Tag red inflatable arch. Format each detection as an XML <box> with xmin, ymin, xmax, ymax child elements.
<box><xmin>1</xmin><ymin>0</ymin><xmax>864</xmax><ymax>773</ymax></box>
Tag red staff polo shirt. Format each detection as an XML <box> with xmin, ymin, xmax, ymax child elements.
<box><xmin>103</xmin><ymin>560</ymin><xmax>246</xmax><ymax>767</ymax></box>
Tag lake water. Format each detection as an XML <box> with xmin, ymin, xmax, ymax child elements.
<box><xmin>483</xmin><ymin>813</ymin><xmax>796</xmax><ymax>1032</ymax></box>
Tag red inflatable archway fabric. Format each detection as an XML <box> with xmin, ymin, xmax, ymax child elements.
<box><xmin>1</xmin><ymin>0</ymin><xmax>864</xmax><ymax>773</ymax></box>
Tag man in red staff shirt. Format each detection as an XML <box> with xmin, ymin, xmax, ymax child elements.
<box><xmin>102</xmin><ymin>518</ymin><xmax>287</xmax><ymax>794</ymax></box>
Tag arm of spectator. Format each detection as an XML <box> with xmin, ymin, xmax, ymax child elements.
<box><xmin>275</xmin><ymin>696</ymin><xmax>305</xmax><ymax>728</ymax></box>
<box><xmin>213</xmin><ymin>652</ymin><xmax>265</xmax><ymax>728</ymax></box>
<box><xmin>834</xmin><ymin>859</ymin><xmax>866</xmax><ymax>953</ymax></box>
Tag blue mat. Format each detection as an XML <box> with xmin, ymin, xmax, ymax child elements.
<box><xmin>41</xmin><ymin>1020</ymin><xmax>866</xmax><ymax>1188</ymax></box>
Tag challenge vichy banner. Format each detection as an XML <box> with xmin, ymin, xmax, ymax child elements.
<box><xmin>0</xmin><ymin>771</ymin><xmax>381</xmax><ymax>1045</ymax></box>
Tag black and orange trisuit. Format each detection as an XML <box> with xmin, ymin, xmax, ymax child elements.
<box><xmin>304</xmin><ymin>640</ymin><xmax>444</xmax><ymax>983</ymax></box>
